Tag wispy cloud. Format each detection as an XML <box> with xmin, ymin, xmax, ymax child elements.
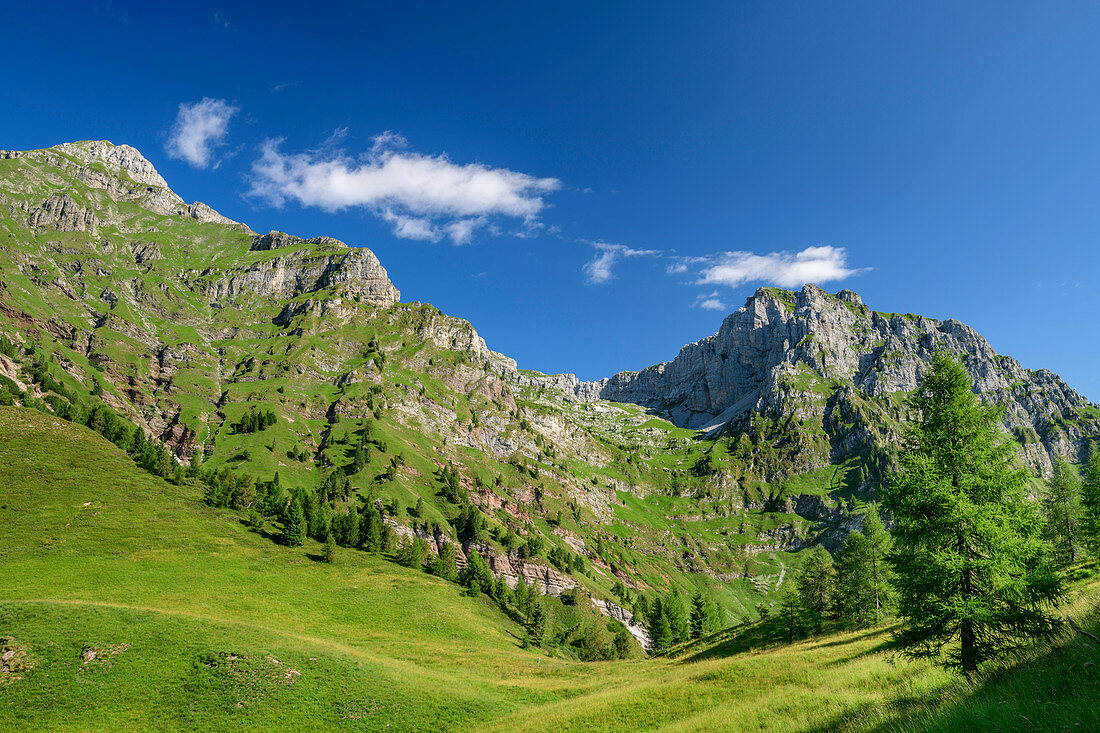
<box><xmin>165</xmin><ymin>98</ymin><xmax>238</xmax><ymax>169</ymax></box>
<box><xmin>692</xmin><ymin>291</ymin><xmax>729</xmax><ymax>311</ymax></box>
<box><xmin>582</xmin><ymin>241</ymin><xmax>661</xmax><ymax>284</ymax></box>
<box><xmin>690</xmin><ymin>245</ymin><xmax>866</xmax><ymax>289</ymax></box>
<box><xmin>247</xmin><ymin>132</ymin><xmax>561</xmax><ymax>244</ymax></box>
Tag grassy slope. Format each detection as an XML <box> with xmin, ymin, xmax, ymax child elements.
<box><xmin>2</xmin><ymin>405</ymin><xmax>1097</xmax><ymax>732</ymax></box>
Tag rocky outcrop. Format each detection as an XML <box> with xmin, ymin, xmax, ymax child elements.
<box><xmin>28</xmin><ymin>194</ymin><xmax>98</xmax><ymax>233</ymax></box>
<box><xmin>592</xmin><ymin>598</ymin><xmax>652</xmax><ymax>650</ymax></box>
<box><xmin>200</xmin><ymin>247</ymin><xmax>400</xmax><ymax>306</ymax></box>
<box><xmin>2</xmin><ymin>140</ymin><xmax>242</xmax><ymax>230</ymax></box>
<box><xmin>583</xmin><ymin>284</ymin><xmax>1096</xmax><ymax>475</ymax></box>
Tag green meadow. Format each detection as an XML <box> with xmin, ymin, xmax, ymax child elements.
<box><xmin>1</xmin><ymin>405</ymin><xmax>1097</xmax><ymax>731</ymax></box>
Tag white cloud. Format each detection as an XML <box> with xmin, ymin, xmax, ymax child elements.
<box><xmin>247</xmin><ymin>133</ymin><xmax>561</xmax><ymax>244</ymax></box>
<box><xmin>165</xmin><ymin>98</ymin><xmax>238</xmax><ymax>169</ymax></box>
<box><xmin>693</xmin><ymin>291</ymin><xmax>729</xmax><ymax>311</ymax></box>
<box><xmin>695</xmin><ymin>245</ymin><xmax>865</xmax><ymax>289</ymax></box>
<box><xmin>582</xmin><ymin>241</ymin><xmax>661</xmax><ymax>284</ymax></box>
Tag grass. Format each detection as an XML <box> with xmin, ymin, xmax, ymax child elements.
<box><xmin>2</xmin><ymin>405</ymin><xmax>1098</xmax><ymax>731</ymax></box>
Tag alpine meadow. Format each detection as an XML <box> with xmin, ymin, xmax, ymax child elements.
<box><xmin>2</xmin><ymin>3</ymin><xmax>1100</xmax><ymax>732</ymax></box>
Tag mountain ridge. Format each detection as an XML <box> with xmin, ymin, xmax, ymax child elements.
<box><xmin>1</xmin><ymin>139</ymin><xmax>1097</xmax><ymax>627</ymax></box>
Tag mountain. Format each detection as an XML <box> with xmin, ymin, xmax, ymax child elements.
<box><xmin>0</xmin><ymin>139</ymin><xmax>1096</xmax><ymax>624</ymax></box>
<box><xmin>576</xmin><ymin>284</ymin><xmax>1097</xmax><ymax>477</ymax></box>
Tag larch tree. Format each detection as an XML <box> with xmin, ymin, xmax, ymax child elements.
<box><xmin>1041</xmin><ymin>458</ymin><xmax>1085</xmax><ymax>564</ymax></box>
<box><xmin>1081</xmin><ymin>450</ymin><xmax>1100</xmax><ymax>556</ymax></box>
<box><xmin>885</xmin><ymin>353</ymin><xmax>1062</xmax><ymax>675</ymax></box>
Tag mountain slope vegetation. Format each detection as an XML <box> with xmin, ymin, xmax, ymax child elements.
<box><xmin>1</xmin><ymin>405</ymin><xmax>1097</xmax><ymax>732</ymax></box>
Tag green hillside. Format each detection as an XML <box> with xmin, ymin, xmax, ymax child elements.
<box><xmin>1</xmin><ymin>406</ymin><xmax>1097</xmax><ymax>731</ymax></box>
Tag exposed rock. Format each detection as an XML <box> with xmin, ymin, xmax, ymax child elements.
<box><xmin>581</xmin><ymin>283</ymin><xmax>1096</xmax><ymax>475</ymax></box>
<box><xmin>592</xmin><ymin>597</ymin><xmax>652</xmax><ymax>651</ymax></box>
<box><xmin>28</xmin><ymin>194</ymin><xmax>98</xmax><ymax>233</ymax></box>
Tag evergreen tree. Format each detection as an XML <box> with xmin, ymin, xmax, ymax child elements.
<box><xmin>361</xmin><ymin>508</ymin><xmax>383</xmax><ymax>552</ymax></box>
<box><xmin>665</xmin><ymin>590</ymin><xmax>690</xmax><ymax>644</ymax></box>
<box><xmin>778</xmin><ymin>585</ymin><xmax>810</xmax><ymax>642</ymax></box>
<box><xmin>283</xmin><ymin>496</ymin><xmax>305</xmax><ymax>547</ymax></box>
<box><xmin>512</xmin><ymin>574</ymin><xmax>534</xmax><ymax>619</ymax></box>
<box><xmin>1041</xmin><ymin>459</ymin><xmax>1085</xmax><ymax>564</ymax></box>
<box><xmin>689</xmin><ymin>592</ymin><xmax>721</xmax><ymax>638</ymax></box>
<box><xmin>885</xmin><ymin>353</ymin><xmax>1063</xmax><ymax>674</ymax></box>
<box><xmin>398</xmin><ymin>537</ymin><xmax>429</xmax><ymax>569</ymax></box>
<box><xmin>1082</xmin><ymin>450</ymin><xmax>1100</xmax><ymax>556</ymax></box>
<box><xmin>246</xmin><ymin>504</ymin><xmax>264</xmax><ymax>533</ymax></box>
<box><xmin>322</xmin><ymin>532</ymin><xmax>337</xmax><ymax>564</ymax></box>
<box><xmin>430</xmin><ymin>541</ymin><xmax>458</xmax><ymax>581</ymax></box>
<box><xmin>459</xmin><ymin>550</ymin><xmax>494</xmax><ymax>596</ymax></box>
<box><xmin>862</xmin><ymin>503</ymin><xmax>893</xmax><ymax>621</ymax></box>
<box><xmin>796</xmin><ymin>545</ymin><xmax>836</xmax><ymax>625</ymax></box>
<box><xmin>649</xmin><ymin>599</ymin><xmax>673</xmax><ymax>653</ymax></box>
<box><xmin>527</xmin><ymin>601</ymin><xmax>548</xmax><ymax>647</ymax></box>
<box><xmin>835</xmin><ymin>532</ymin><xmax>875</xmax><ymax>624</ymax></box>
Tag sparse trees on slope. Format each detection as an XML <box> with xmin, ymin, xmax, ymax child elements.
<box><xmin>1041</xmin><ymin>459</ymin><xmax>1085</xmax><ymax>564</ymax></box>
<box><xmin>885</xmin><ymin>353</ymin><xmax>1063</xmax><ymax>675</ymax></box>
<box><xmin>323</xmin><ymin>532</ymin><xmax>337</xmax><ymax>563</ymax></box>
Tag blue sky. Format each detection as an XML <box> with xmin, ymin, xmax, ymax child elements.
<box><xmin>2</xmin><ymin>2</ymin><xmax>1097</xmax><ymax>399</ymax></box>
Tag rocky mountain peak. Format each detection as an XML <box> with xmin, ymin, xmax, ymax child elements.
<box><xmin>55</xmin><ymin>140</ymin><xmax>170</xmax><ymax>188</ymax></box>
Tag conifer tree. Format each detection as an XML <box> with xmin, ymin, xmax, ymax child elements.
<box><xmin>361</xmin><ymin>508</ymin><xmax>383</xmax><ymax>552</ymax></box>
<box><xmin>861</xmin><ymin>503</ymin><xmax>893</xmax><ymax>621</ymax></box>
<box><xmin>323</xmin><ymin>532</ymin><xmax>337</xmax><ymax>563</ymax></box>
<box><xmin>689</xmin><ymin>592</ymin><xmax>721</xmax><ymax>638</ymax></box>
<box><xmin>778</xmin><ymin>585</ymin><xmax>809</xmax><ymax>642</ymax></box>
<box><xmin>284</xmin><ymin>496</ymin><xmax>305</xmax><ymax>547</ymax></box>
<box><xmin>835</xmin><ymin>532</ymin><xmax>875</xmax><ymax>624</ymax></box>
<box><xmin>1079</xmin><ymin>450</ymin><xmax>1100</xmax><ymax>556</ymax></box>
<box><xmin>527</xmin><ymin>601</ymin><xmax>548</xmax><ymax>647</ymax></box>
<box><xmin>246</xmin><ymin>504</ymin><xmax>263</xmax><ymax>533</ymax></box>
<box><xmin>1041</xmin><ymin>458</ymin><xmax>1084</xmax><ymax>564</ymax></box>
<box><xmin>431</xmin><ymin>541</ymin><xmax>458</xmax><ymax>581</ymax></box>
<box><xmin>665</xmin><ymin>590</ymin><xmax>690</xmax><ymax>644</ymax></box>
<box><xmin>649</xmin><ymin>599</ymin><xmax>673</xmax><ymax>653</ymax></box>
<box><xmin>796</xmin><ymin>545</ymin><xmax>836</xmax><ymax>625</ymax></box>
<box><xmin>885</xmin><ymin>353</ymin><xmax>1062</xmax><ymax>674</ymax></box>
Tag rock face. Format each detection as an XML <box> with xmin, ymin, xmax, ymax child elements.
<box><xmin>2</xmin><ymin>140</ymin><xmax>241</xmax><ymax>229</ymax></box>
<box><xmin>202</xmin><ymin>232</ymin><xmax>400</xmax><ymax>306</ymax></box>
<box><xmin>561</xmin><ymin>284</ymin><xmax>1096</xmax><ymax>476</ymax></box>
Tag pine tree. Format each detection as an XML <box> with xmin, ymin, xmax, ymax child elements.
<box><xmin>862</xmin><ymin>503</ymin><xmax>893</xmax><ymax>621</ymax></box>
<box><xmin>796</xmin><ymin>545</ymin><xmax>836</xmax><ymax>625</ymax></box>
<box><xmin>322</xmin><ymin>532</ymin><xmax>337</xmax><ymax>563</ymax></box>
<box><xmin>885</xmin><ymin>353</ymin><xmax>1063</xmax><ymax>674</ymax></box>
<box><xmin>1079</xmin><ymin>450</ymin><xmax>1100</xmax><ymax>556</ymax></box>
<box><xmin>1041</xmin><ymin>459</ymin><xmax>1085</xmax><ymax>564</ymax></box>
<box><xmin>284</xmin><ymin>496</ymin><xmax>305</xmax><ymax>547</ymax></box>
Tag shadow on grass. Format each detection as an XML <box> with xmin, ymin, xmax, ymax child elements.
<box><xmin>803</xmin><ymin>601</ymin><xmax>1100</xmax><ymax>733</ymax></box>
